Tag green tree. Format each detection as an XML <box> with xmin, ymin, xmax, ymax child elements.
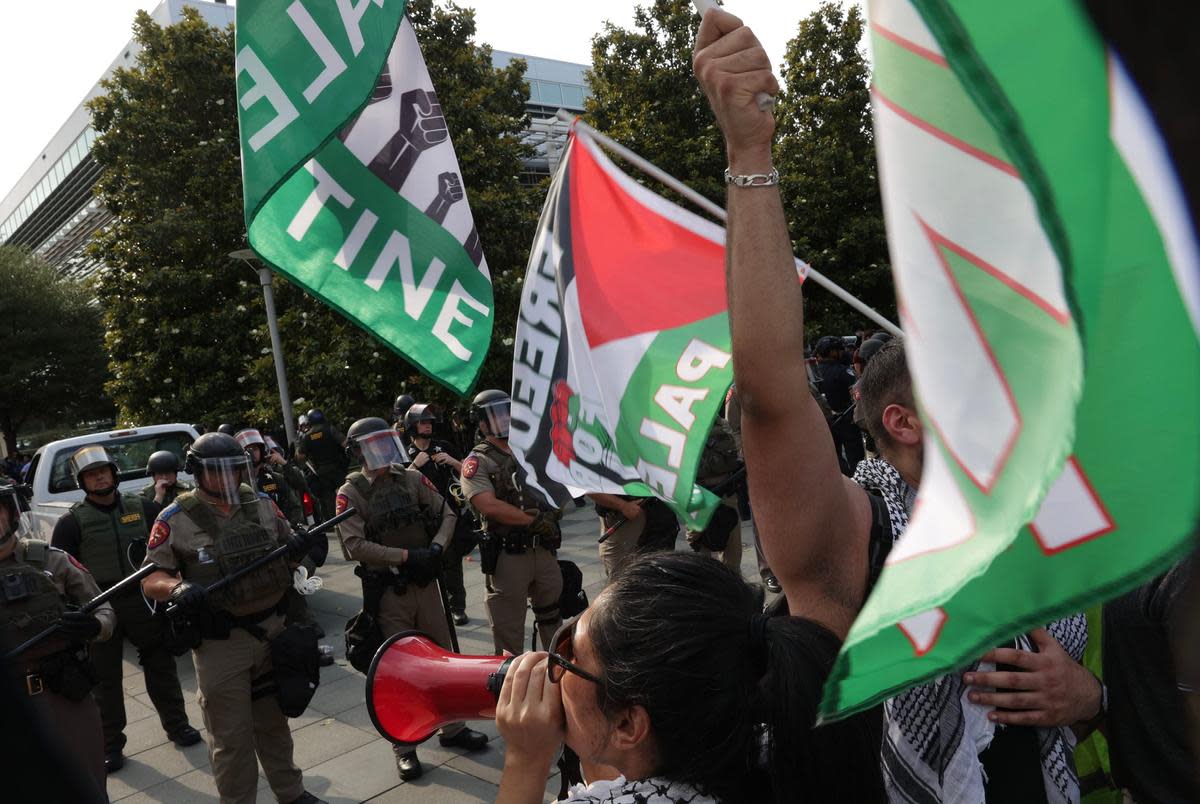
<box><xmin>89</xmin><ymin>3</ymin><xmax>537</xmax><ymax>435</ymax></box>
<box><xmin>775</xmin><ymin>2</ymin><xmax>895</xmax><ymax>338</ymax></box>
<box><xmin>0</xmin><ymin>246</ymin><xmax>111</xmax><ymax>453</ymax></box>
<box><xmin>585</xmin><ymin>0</ymin><xmax>726</xmax><ymax>207</ymax></box>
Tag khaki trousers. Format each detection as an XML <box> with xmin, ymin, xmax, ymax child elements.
<box><xmin>193</xmin><ymin>613</ymin><xmax>304</xmax><ymax>804</ymax></box>
<box><xmin>485</xmin><ymin>546</ymin><xmax>562</xmax><ymax>655</ymax></box>
<box><xmin>377</xmin><ymin>581</ymin><xmax>463</xmax><ymax>741</ymax></box>
<box><xmin>598</xmin><ymin>514</ymin><xmax>643</xmax><ymax>581</ymax></box>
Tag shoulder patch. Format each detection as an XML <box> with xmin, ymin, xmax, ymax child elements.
<box><xmin>462</xmin><ymin>455</ymin><xmax>479</xmax><ymax>479</ymax></box>
<box><xmin>148</xmin><ymin>520</ymin><xmax>171</xmax><ymax>549</ymax></box>
<box><xmin>420</xmin><ymin>474</ymin><xmax>437</xmax><ymax>492</ymax></box>
<box><xmin>64</xmin><ymin>552</ymin><xmax>90</xmax><ymax>573</ymax></box>
<box><xmin>335</xmin><ymin>492</ymin><xmax>350</xmax><ymax>516</ymax></box>
<box><xmin>160</xmin><ymin>503</ymin><xmax>181</xmax><ymax>521</ymax></box>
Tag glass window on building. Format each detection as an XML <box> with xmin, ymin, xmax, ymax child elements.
<box><xmin>541</xmin><ymin>81</ymin><xmax>563</xmax><ymax>106</ymax></box>
<box><xmin>561</xmin><ymin>84</ymin><xmax>585</xmax><ymax>108</ymax></box>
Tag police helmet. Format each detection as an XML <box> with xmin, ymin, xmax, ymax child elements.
<box><xmin>234</xmin><ymin>429</ymin><xmax>268</xmax><ymax>463</ymax></box>
<box><xmin>298</xmin><ymin>414</ymin><xmax>310</xmax><ymax>433</ymax></box>
<box><xmin>346</xmin><ymin>416</ymin><xmax>407</xmax><ymax>470</ymax></box>
<box><xmin>393</xmin><ymin>394</ymin><xmax>416</xmax><ymax>421</ymax></box>
<box><xmin>471</xmin><ymin>389</ymin><xmax>512</xmax><ymax>439</ymax></box>
<box><xmin>70</xmin><ymin>446</ymin><xmax>119</xmax><ymax>493</ymax></box>
<box><xmin>403</xmin><ymin>403</ymin><xmax>437</xmax><ymax>433</ymax></box>
<box><xmin>185</xmin><ymin>433</ymin><xmax>254</xmax><ymax>504</ymax></box>
<box><xmin>217</xmin><ymin>423</ymin><xmax>236</xmax><ymax>436</ymax></box>
<box><xmin>814</xmin><ymin>336</ymin><xmax>844</xmax><ymax>358</ymax></box>
<box><xmin>146</xmin><ymin>450</ymin><xmax>181</xmax><ymax>475</ymax></box>
<box><xmin>305</xmin><ymin>409</ymin><xmax>326</xmax><ymax>426</ymax></box>
<box><xmin>0</xmin><ymin>483</ymin><xmax>20</xmax><ymax>541</ymax></box>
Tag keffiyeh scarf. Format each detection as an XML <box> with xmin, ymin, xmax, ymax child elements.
<box><xmin>562</xmin><ymin>776</ymin><xmax>718</xmax><ymax>804</ymax></box>
<box><xmin>853</xmin><ymin>458</ymin><xmax>1086</xmax><ymax>804</ymax></box>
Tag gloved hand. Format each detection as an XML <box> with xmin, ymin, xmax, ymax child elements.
<box><xmin>527</xmin><ymin>511</ymin><xmax>562</xmax><ymax>540</ymax></box>
<box><xmin>403</xmin><ymin>543</ymin><xmax>443</xmax><ymax>586</ymax></box>
<box><xmin>287</xmin><ymin>527</ymin><xmax>314</xmax><ymax>557</ymax></box>
<box><xmin>168</xmin><ymin>580</ymin><xmax>207</xmax><ymax>615</ymax></box>
<box><xmin>57</xmin><ymin>610</ymin><xmax>102</xmax><ymax>642</ymax></box>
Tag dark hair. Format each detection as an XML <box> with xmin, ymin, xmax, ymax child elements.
<box><xmin>589</xmin><ymin>552</ymin><xmax>884</xmax><ymax>803</ymax></box>
<box><xmin>856</xmin><ymin>338</ymin><xmax>913</xmax><ymax>453</ymax></box>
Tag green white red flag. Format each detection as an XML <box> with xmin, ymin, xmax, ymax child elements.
<box><xmin>821</xmin><ymin>0</ymin><xmax>1200</xmax><ymax>719</ymax></box>
<box><xmin>236</xmin><ymin>1</ymin><xmax>492</xmax><ymax>394</ymax></box>
<box><xmin>509</xmin><ymin>129</ymin><xmax>805</xmax><ymax>525</ymax></box>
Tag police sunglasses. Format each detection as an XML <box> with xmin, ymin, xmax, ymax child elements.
<box><xmin>547</xmin><ymin>615</ymin><xmax>604</xmax><ymax>687</ymax></box>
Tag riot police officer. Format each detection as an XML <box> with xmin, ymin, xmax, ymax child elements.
<box><xmin>392</xmin><ymin>393</ymin><xmax>416</xmax><ymax>441</ymax></box>
<box><xmin>335</xmin><ymin>417</ymin><xmax>488</xmax><ymax>780</ymax></box>
<box><xmin>2</xmin><ymin>482</ymin><xmax>116</xmax><ymax>794</ymax></box>
<box><xmin>404</xmin><ymin>404</ymin><xmax>473</xmax><ymax>625</ymax></box>
<box><xmin>141</xmin><ymin>450</ymin><xmax>193</xmax><ymax>507</ymax></box>
<box><xmin>293</xmin><ymin>408</ymin><xmax>348</xmax><ymax>529</ymax></box>
<box><xmin>140</xmin><ymin>433</ymin><xmax>325</xmax><ymax>804</ymax></box>
<box><xmin>459</xmin><ymin>390</ymin><xmax>563</xmax><ymax>655</ymax></box>
<box><xmin>236</xmin><ymin>429</ymin><xmax>303</xmax><ymax>525</ymax></box>
<box><xmin>51</xmin><ymin>446</ymin><xmax>199</xmax><ymax>772</ymax></box>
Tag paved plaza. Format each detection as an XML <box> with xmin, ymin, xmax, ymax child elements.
<box><xmin>101</xmin><ymin>500</ymin><xmax>762</xmax><ymax>803</ymax></box>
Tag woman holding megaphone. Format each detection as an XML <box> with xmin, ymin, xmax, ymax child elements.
<box><xmin>488</xmin><ymin>552</ymin><xmax>884</xmax><ymax>803</ymax></box>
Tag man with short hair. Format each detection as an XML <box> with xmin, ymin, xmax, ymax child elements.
<box><xmin>694</xmin><ymin>9</ymin><xmax>1100</xmax><ymax>801</ymax></box>
<box><xmin>51</xmin><ymin>446</ymin><xmax>200</xmax><ymax>773</ymax></box>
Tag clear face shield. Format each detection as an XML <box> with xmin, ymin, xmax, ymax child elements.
<box><xmin>355</xmin><ymin>430</ymin><xmax>407</xmax><ymax>472</ymax></box>
<box><xmin>235</xmin><ymin>429</ymin><xmax>266</xmax><ymax>465</ymax></box>
<box><xmin>194</xmin><ymin>455</ymin><xmax>255</xmax><ymax>504</ymax></box>
<box><xmin>479</xmin><ymin>400</ymin><xmax>511</xmax><ymax>439</ymax></box>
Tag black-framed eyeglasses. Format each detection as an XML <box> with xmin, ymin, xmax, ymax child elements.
<box><xmin>547</xmin><ymin>615</ymin><xmax>604</xmax><ymax>687</ymax></box>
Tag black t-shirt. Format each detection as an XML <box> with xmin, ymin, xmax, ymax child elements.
<box><xmin>1104</xmin><ymin>553</ymin><xmax>1199</xmax><ymax>804</ymax></box>
<box><xmin>816</xmin><ymin>359</ymin><xmax>857</xmax><ymax>412</ymax></box>
<box><xmin>405</xmin><ymin>438</ymin><xmax>460</xmax><ymax>497</ymax></box>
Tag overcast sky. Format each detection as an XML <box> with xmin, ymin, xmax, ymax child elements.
<box><xmin>0</xmin><ymin>0</ymin><xmax>842</xmax><ymax>197</ymax></box>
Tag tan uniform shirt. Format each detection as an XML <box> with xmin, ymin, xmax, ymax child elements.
<box><xmin>335</xmin><ymin>465</ymin><xmax>456</xmax><ymax>570</ymax></box>
<box><xmin>142</xmin><ymin>495</ymin><xmax>295</xmax><ymax>616</ymax></box>
<box><xmin>1</xmin><ymin>540</ymin><xmax>116</xmax><ymax>652</ymax></box>
<box><xmin>459</xmin><ymin>444</ymin><xmax>515</xmax><ymax>508</ymax></box>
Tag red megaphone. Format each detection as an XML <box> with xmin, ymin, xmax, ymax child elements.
<box><xmin>365</xmin><ymin>631</ymin><xmax>514</xmax><ymax>745</ymax></box>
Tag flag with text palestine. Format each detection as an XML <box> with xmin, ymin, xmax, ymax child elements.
<box><xmin>509</xmin><ymin>129</ymin><xmax>805</xmax><ymax>526</ymax></box>
<box><xmin>236</xmin><ymin>1</ymin><xmax>491</xmax><ymax>394</ymax></box>
<box><xmin>821</xmin><ymin>0</ymin><xmax>1200</xmax><ymax>719</ymax></box>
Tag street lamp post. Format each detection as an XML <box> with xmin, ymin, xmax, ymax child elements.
<box><xmin>229</xmin><ymin>249</ymin><xmax>297</xmax><ymax>448</ymax></box>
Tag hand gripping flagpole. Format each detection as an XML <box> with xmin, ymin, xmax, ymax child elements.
<box><xmin>691</xmin><ymin>0</ymin><xmax>774</xmax><ymax>111</ymax></box>
<box><xmin>557</xmin><ymin>111</ymin><xmax>903</xmax><ymax>337</ymax></box>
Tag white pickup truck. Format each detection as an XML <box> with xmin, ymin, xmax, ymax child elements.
<box><xmin>21</xmin><ymin>424</ymin><xmax>200</xmax><ymax>541</ymax></box>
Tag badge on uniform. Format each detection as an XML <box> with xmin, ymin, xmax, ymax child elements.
<box><xmin>120</xmin><ymin>513</ymin><xmax>142</xmax><ymax>524</ymax></box>
<box><xmin>462</xmin><ymin>456</ymin><xmax>479</xmax><ymax>479</ymax></box>
<box><xmin>335</xmin><ymin>493</ymin><xmax>349</xmax><ymax>516</ymax></box>
<box><xmin>197</xmin><ymin>547</ymin><xmax>212</xmax><ymax>563</ymax></box>
<box><xmin>311</xmin><ymin>432</ymin><xmax>324</xmax><ymax>440</ymax></box>
<box><xmin>148</xmin><ymin>520</ymin><xmax>170</xmax><ymax>549</ymax></box>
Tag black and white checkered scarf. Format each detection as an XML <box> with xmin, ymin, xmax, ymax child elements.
<box><xmin>853</xmin><ymin>457</ymin><xmax>1086</xmax><ymax>804</ymax></box>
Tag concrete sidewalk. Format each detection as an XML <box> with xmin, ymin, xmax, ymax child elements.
<box><xmin>101</xmin><ymin>501</ymin><xmax>762</xmax><ymax>803</ymax></box>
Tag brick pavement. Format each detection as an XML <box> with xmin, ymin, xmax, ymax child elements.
<box><xmin>99</xmin><ymin>500</ymin><xmax>762</xmax><ymax>803</ymax></box>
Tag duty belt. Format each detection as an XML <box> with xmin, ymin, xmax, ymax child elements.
<box><xmin>501</xmin><ymin>531</ymin><xmax>546</xmax><ymax>552</ymax></box>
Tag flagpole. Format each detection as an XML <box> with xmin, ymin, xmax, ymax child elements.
<box><xmin>558</xmin><ymin>110</ymin><xmax>903</xmax><ymax>337</ymax></box>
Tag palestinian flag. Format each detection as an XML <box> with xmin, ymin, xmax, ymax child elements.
<box><xmin>821</xmin><ymin>0</ymin><xmax>1200</xmax><ymax>719</ymax></box>
<box><xmin>509</xmin><ymin>129</ymin><xmax>797</xmax><ymax>525</ymax></box>
<box><xmin>236</xmin><ymin>2</ymin><xmax>491</xmax><ymax>394</ymax></box>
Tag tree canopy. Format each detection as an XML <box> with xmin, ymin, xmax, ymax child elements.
<box><xmin>0</xmin><ymin>246</ymin><xmax>110</xmax><ymax>453</ymax></box>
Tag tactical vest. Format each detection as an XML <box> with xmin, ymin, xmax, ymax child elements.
<box><xmin>256</xmin><ymin>466</ymin><xmax>300</xmax><ymax>522</ymax></box>
<box><xmin>176</xmin><ymin>489</ymin><xmax>292</xmax><ymax>613</ymax></box>
<box><xmin>72</xmin><ymin>495</ymin><xmax>148</xmax><ymax>586</ymax></box>
<box><xmin>140</xmin><ymin>481</ymin><xmax>192</xmax><ymax>507</ymax></box>
<box><xmin>348</xmin><ymin>469</ymin><xmax>428</xmax><ymax>550</ymax></box>
<box><xmin>0</xmin><ymin>541</ymin><xmax>66</xmax><ymax>659</ymax></box>
<box><xmin>303</xmin><ymin>424</ymin><xmax>348</xmax><ymax>471</ymax></box>
<box><xmin>473</xmin><ymin>442</ymin><xmax>532</xmax><ymax>537</ymax></box>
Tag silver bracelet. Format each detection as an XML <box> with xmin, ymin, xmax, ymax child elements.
<box><xmin>725</xmin><ymin>167</ymin><xmax>780</xmax><ymax>187</ymax></box>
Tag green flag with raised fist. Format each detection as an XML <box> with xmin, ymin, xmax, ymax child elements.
<box><xmin>236</xmin><ymin>0</ymin><xmax>492</xmax><ymax>394</ymax></box>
